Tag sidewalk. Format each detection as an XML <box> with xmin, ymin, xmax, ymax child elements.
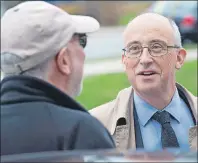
<box><xmin>84</xmin><ymin>49</ymin><xmax>197</xmax><ymax>77</ymax></box>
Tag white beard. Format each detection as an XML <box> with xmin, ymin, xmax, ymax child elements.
<box><xmin>68</xmin><ymin>69</ymin><xmax>84</xmax><ymax>98</ymax></box>
<box><xmin>75</xmin><ymin>80</ymin><xmax>83</xmax><ymax>97</ymax></box>
<box><xmin>69</xmin><ymin>77</ymin><xmax>84</xmax><ymax>98</ymax></box>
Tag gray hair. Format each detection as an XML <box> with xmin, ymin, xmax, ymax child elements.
<box><xmin>168</xmin><ymin>18</ymin><xmax>182</xmax><ymax>48</ymax></box>
<box><xmin>1</xmin><ymin>53</ymin><xmax>51</xmax><ymax>80</ymax></box>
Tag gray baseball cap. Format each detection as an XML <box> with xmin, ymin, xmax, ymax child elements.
<box><xmin>1</xmin><ymin>1</ymin><xmax>100</xmax><ymax>74</ymax></box>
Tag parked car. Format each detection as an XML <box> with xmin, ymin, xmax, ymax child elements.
<box><xmin>1</xmin><ymin>149</ymin><xmax>197</xmax><ymax>162</ymax></box>
<box><xmin>147</xmin><ymin>1</ymin><xmax>198</xmax><ymax>44</ymax></box>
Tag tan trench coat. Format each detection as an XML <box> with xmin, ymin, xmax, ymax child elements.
<box><xmin>90</xmin><ymin>83</ymin><xmax>197</xmax><ymax>151</ymax></box>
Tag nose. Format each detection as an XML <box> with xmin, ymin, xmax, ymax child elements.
<box><xmin>139</xmin><ymin>47</ymin><xmax>153</xmax><ymax>67</ymax></box>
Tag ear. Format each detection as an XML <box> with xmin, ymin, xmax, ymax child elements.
<box><xmin>175</xmin><ymin>48</ymin><xmax>187</xmax><ymax>70</ymax></box>
<box><xmin>55</xmin><ymin>47</ymin><xmax>71</xmax><ymax>75</ymax></box>
<box><xmin>122</xmin><ymin>54</ymin><xmax>127</xmax><ymax>71</ymax></box>
<box><xmin>122</xmin><ymin>54</ymin><xmax>126</xmax><ymax>64</ymax></box>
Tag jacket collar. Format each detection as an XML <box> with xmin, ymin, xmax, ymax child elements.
<box><xmin>176</xmin><ymin>83</ymin><xmax>197</xmax><ymax>123</ymax></box>
<box><xmin>1</xmin><ymin>75</ymin><xmax>88</xmax><ymax>113</ymax></box>
<box><xmin>110</xmin><ymin>83</ymin><xmax>197</xmax><ymax>134</ymax></box>
<box><xmin>110</xmin><ymin>86</ymin><xmax>133</xmax><ymax>134</ymax></box>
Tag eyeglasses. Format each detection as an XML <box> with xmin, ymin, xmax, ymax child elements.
<box><xmin>74</xmin><ymin>33</ymin><xmax>87</xmax><ymax>48</ymax></box>
<box><xmin>122</xmin><ymin>41</ymin><xmax>180</xmax><ymax>58</ymax></box>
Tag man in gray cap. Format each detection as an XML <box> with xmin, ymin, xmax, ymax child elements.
<box><xmin>1</xmin><ymin>1</ymin><xmax>115</xmax><ymax>155</ymax></box>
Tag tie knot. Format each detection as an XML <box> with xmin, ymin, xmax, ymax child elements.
<box><xmin>152</xmin><ymin>111</ymin><xmax>170</xmax><ymax>125</ymax></box>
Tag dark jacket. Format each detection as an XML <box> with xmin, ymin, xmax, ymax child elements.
<box><xmin>1</xmin><ymin>76</ymin><xmax>115</xmax><ymax>155</ymax></box>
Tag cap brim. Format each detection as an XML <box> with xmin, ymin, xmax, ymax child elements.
<box><xmin>71</xmin><ymin>15</ymin><xmax>100</xmax><ymax>34</ymax></box>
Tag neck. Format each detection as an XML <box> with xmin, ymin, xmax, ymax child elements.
<box><xmin>135</xmin><ymin>85</ymin><xmax>176</xmax><ymax>110</ymax></box>
<box><xmin>47</xmin><ymin>74</ymin><xmax>73</xmax><ymax>98</ymax></box>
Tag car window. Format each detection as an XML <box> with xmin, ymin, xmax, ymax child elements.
<box><xmin>151</xmin><ymin>1</ymin><xmax>197</xmax><ymax>18</ymax></box>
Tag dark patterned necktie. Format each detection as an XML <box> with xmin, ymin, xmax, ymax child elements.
<box><xmin>152</xmin><ymin>110</ymin><xmax>180</xmax><ymax>148</ymax></box>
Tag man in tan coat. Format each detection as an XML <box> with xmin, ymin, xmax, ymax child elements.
<box><xmin>90</xmin><ymin>13</ymin><xmax>197</xmax><ymax>152</ymax></box>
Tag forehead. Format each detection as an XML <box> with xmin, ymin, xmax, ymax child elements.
<box><xmin>127</xmin><ymin>39</ymin><xmax>167</xmax><ymax>47</ymax></box>
<box><xmin>123</xmin><ymin>15</ymin><xmax>175</xmax><ymax>46</ymax></box>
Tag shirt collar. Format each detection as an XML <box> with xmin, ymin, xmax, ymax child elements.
<box><xmin>134</xmin><ymin>92</ymin><xmax>157</xmax><ymax>127</ymax></box>
<box><xmin>164</xmin><ymin>88</ymin><xmax>181</xmax><ymax>123</ymax></box>
<box><xmin>134</xmin><ymin>88</ymin><xmax>181</xmax><ymax>127</ymax></box>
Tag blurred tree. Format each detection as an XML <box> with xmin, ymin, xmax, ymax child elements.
<box><xmin>85</xmin><ymin>1</ymin><xmax>120</xmax><ymax>26</ymax></box>
<box><xmin>1</xmin><ymin>1</ymin><xmax>152</xmax><ymax>26</ymax></box>
<box><xmin>84</xmin><ymin>1</ymin><xmax>101</xmax><ymax>23</ymax></box>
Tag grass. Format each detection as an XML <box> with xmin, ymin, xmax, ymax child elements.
<box><xmin>176</xmin><ymin>60</ymin><xmax>197</xmax><ymax>96</ymax></box>
<box><xmin>119</xmin><ymin>12</ymin><xmax>137</xmax><ymax>25</ymax></box>
<box><xmin>76</xmin><ymin>73</ymin><xmax>130</xmax><ymax>110</ymax></box>
<box><xmin>76</xmin><ymin>60</ymin><xmax>197</xmax><ymax>110</ymax></box>
<box><xmin>118</xmin><ymin>2</ymin><xmax>152</xmax><ymax>25</ymax></box>
<box><xmin>183</xmin><ymin>43</ymin><xmax>197</xmax><ymax>50</ymax></box>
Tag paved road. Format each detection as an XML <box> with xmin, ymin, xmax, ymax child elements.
<box><xmin>85</xmin><ymin>26</ymin><xmax>125</xmax><ymax>61</ymax></box>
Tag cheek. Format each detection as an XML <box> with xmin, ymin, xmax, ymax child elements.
<box><xmin>72</xmin><ymin>43</ymin><xmax>85</xmax><ymax>61</ymax></box>
<box><xmin>124</xmin><ymin>58</ymin><xmax>137</xmax><ymax>77</ymax></box>
<box><xmin>158</xmin><ymin>53</ymin><xmax>177</xmax><ymax>75</ymax></box>
<box><xmin>162</xmin><ymin>53</ymin><xmax>174</xmax><ymax>65</ymax></box>
<box><xmin>78</xmin><ymin>48</ymin><xmax>85</xmax><ymax>62</ymax></box>
<box><xmin>77</xmin><ymin>49</ymin><xmax>85</xmax><ymax>71</ymax></box>
<box><xmin>74</xmin><ymin>47</ymin><xmax>85</xmax><ymax>64</ymax></box>
<box><xmin>125</xmin><ymin>58</ymin><xmax>136</xmax><ymax>69</ymax></box>
<box><xmin>71</xmin><ymin>56</ymin><xmax>84</xmax><ymax>73</ymax></box>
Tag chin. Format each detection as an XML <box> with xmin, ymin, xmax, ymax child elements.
<box><xmin>136</xmin><ymin>83</ymin><xmax>160</xmax><ymax>94</ymax></box>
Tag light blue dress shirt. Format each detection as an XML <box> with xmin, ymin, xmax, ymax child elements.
<box><xmin>134</xmin><ymin>89</ymin><xmax>195</xmax><ymax>151</ymax></box>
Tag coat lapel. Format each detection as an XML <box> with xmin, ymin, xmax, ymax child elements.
<box><xmin>176</xmin><ymin>83</ymin><xmax>197</xmax><ymax>123</ymax></box>
<box><xmin>127</xmin><ymin>91</ymin><xmax>136</xmax><ymax>150</ymax></box>
<box><xmin>177</xmin><ymin>84</ymin><xmax>198</xmax><ymax>150</ymax></box>
<box><xmin>113</xmin><ymin>125</ymin><xmax>129</xmax><ymax>151</ymax></box>
<box><xmin>111</xmin><ymin>87</ymin><xmax>136</xmax><ymax>151</ymax></box>
<box><xmin>189</xmin><ymin>125</ymin><xmax>197</xmax><ymax>150</ymax></box>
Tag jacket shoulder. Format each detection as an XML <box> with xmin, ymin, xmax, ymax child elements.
<box><xmin>73</xmin><ymin>114</ymin><xmax>116</xmax><ymax>149</ymax></box>
<box><xmin>47</xmin><ymin>103</ymin><xmax>116</xmax><ymax>148</ymax></box>
<box><xmin>89</xmin><ymin>86</ymin><xmax>132</xmax><ymax>127</ymax></box>
<box><xmin>177</xmin><ymin>83</ymin><xmax>197</xmax><ymax>111</ymax></box>
<box><xmin>89</xmin><ymin>100</ymin><xmax>115</xmax><ymax>127</ymax></box>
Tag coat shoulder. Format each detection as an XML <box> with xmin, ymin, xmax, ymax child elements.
<box><xmin>189</xmin><ymin>125</ymin><xmax>197</xmax><ymax>151</ymax></box>
<box><xmin>89</xmin><ymin>86</ymin><xmax>132</xmax><ymax>127</ymax></box>
<box><xmin>89</xmin><ymin>86</ymin><xmax>132</xmax><ymax>116</ymax></box>
<box><xmin>89</xmin><ymin>100</ymin><xmax>115</xmax><ymax>127</ymax></box>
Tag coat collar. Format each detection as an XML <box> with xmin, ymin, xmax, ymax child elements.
<box><xmin>176</xmin><ymin>83</ymin><xmax>197</xmax><ymax>123</ymax></box>
<box><xmin>111</xmin><ymin>83</ymin><xmax>197</xmax><ymax>135</ymax></box>
<box><xmin>1</xmin><ymin>75</ymin><xmax>88</xmax><ymax>113</ymax></box>
<box><xmin>110</xmin><ymin>86</ymin><xmax>133</xmax><ymax>134</ymax></box>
